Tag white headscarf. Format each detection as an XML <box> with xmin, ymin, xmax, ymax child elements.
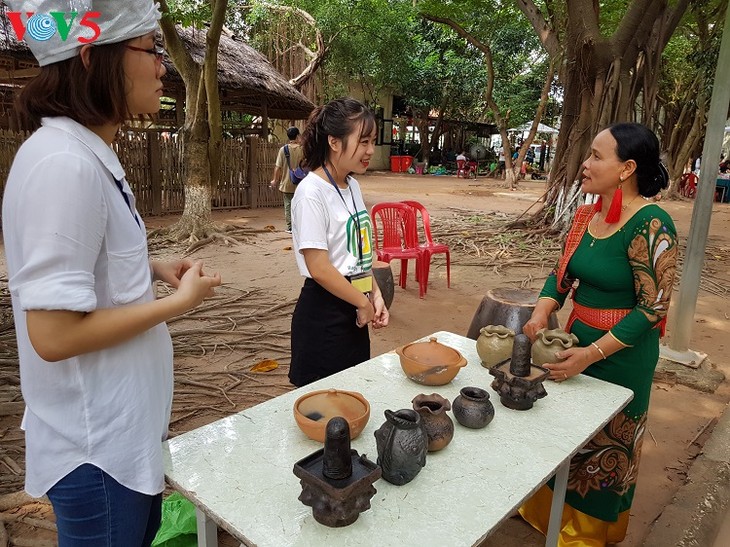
<box><xmin>4</xmin><ymin>0</ymin><xmax>161</xmax><ymax>66</ymax></box>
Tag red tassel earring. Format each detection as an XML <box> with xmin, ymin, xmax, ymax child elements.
<box><xmin>604</xmin><ymin>180</ymin><xmax>623</xmax><ymax>224</ymax></box>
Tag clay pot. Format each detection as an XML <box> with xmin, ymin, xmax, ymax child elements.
<box><xmin>531</xmin><ymin>328</ymin><xmax>580</xmax><ymax>366</ymax></box>
<box><xmin>395</xmin><ymin>337</ymin><xmax>467</xmax><ymax>386</ymax></box>
<box><xmin>466</xmin><ymin>288</ymin><xmax>559</xmax><ymax>339</ymax></box>
<box><xmin>412</xmin><ymin>393</ymin><xmax>454</xmax><ymax>452</ymax></box>
<box><xmin>452</xmin><ymin>387</ymin><xmax>495</xmax><ymax>429</ymax></box>
<box><xmin>374</xmin><ymin>409</ymin><xmax>428</xmax><ymax>485</ymax></box>
<box><xmin>476</xmin><ymin>325</ymin><xmax>516</xmax><ymax>368</ymax></box>
<box><xmin>293</xmin><ymin>389</ymin><xmax>370</xmax><ymax>443</ymax></box>
<box><xmin>372</xmin><ymin>261</ymin><xmax>395</xmax><ymax>309</ymax></box>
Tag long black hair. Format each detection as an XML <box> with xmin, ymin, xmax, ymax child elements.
<box><xmin>607</xmin><ymin>123</ymin><xmax>669</xmax><ymax>197</ymax></box>
<box><xmin>301</xmin><ymin>97</ymin><xmax>376</xmax><ymax>171</ymax></box>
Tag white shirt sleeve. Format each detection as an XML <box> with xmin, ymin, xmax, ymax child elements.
<box><xmin>293</xmin><ymin>193</ymin><xmax>329</xmax><ymax>253</ymax></box>
<box><xmin>8</xmin><ymin>152</ymin><xmax>106</xmax><ymax>312</ymax></box>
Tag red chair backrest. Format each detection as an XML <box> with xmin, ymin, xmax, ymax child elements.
<box><xmin>681</xmin><ymin>172</ymin><xmax>698</xmax><ymax>186</ymax></box>
<box><xmin>371</xmin><ymin>202</ymin><xmax>419</xmax><ymax>250</ymax></box>
<box><xmin>401</xmin><ymin>200</ymin><xmax>436</xmax><ymax>245</ymax></box>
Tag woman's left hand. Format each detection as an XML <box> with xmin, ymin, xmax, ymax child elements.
<box><xmin>542</xmin><ymin>347</ymin><xmax>596</xmax><ymax>382</ymax></box>
<box><xmin>371</xmin><ymin>293</ymin><xmax>390</xmax><ymax>329</ymax></box>
<box><xmin>151</xmin><ymin>259</ymin><xmax>195</xmax><ymax>288</ymax></box>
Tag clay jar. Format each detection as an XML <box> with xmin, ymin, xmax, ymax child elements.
<box><xmin>372</xmin><ymin>261</ymin><xmax>395</xmax><ymax>309</ymax></box>
<box><xmin>412</xmin><ymin>393</ymin><xmax>454</xmax><ymax>452</ymax></box>
<box><xmin>531</xmin><ymin>328</ymin><xmax>580</xmax><ymax>366</ymax></box>
<box><xmin>452</xmin><ymin>387</ymin><xmax>495</xmax><ymax>429</ymax></box>
<box><xmin>374</xmin><ymin>409</ymin><xmax>428</xmax><ymax>485</ymax></box>
<box><xmin>476</xmin><ymin>325</ymin><xmax>515</xmax><ymax>368</ymax></box>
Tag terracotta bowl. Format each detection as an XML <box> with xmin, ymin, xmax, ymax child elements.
<box><xmin>395</xmin><ymin>337</ymin><xmax>468</xmax><ymax>386</ymax></box>
<box><xmin>293</xmin><ymin>389</ymin><xmax>370</xmax><ymax>443</ymax></box>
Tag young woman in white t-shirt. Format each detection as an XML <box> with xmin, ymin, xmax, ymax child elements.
<box><xmin>289</xmin><ymin>98</ymin><xmax>390</xmax><ymax>387</ymax></box>
<box><xmin>2</xmin><ymin>1</ymin><xmax>221</xmax><ymax>544</ymax></box>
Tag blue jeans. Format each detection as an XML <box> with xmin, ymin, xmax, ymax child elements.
<box><xmin>47</xmin><ymin>463</ymin><xmax>162</xmax><ymax>547</ymax></box>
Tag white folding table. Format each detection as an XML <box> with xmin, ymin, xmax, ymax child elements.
<box><xmin>163</xmin><ymin>331</ymin><xmax>632</xmax><ymax>546</ymax></box>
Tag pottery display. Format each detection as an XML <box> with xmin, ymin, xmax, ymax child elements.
<box><xmin>293</xmin><ymin>389</ymin><xmax>370</xmax><ymax>443</ymax></box>
<box><xmin>412</xmin><ymin>393</ymin><xmax>454</xmax><ymax>452</ymax></box>
<box><xmin>466</xmin><ymin>288</ymin><xmax>559</xmax><ymax>339</ymax></box>
<box><xmin>531</xmin><ymin>328</ymin><xmax>580</xmax><ymax>366</ymax></box>
<box><xmin>476</xmin><ymin>325</ymin><xmax>516</xmax><ymax>368</ymax></box>
<box><xmin>372</xmin><ymin>261</ymin><xmax>395</xmax><ymax>309</ymax></box>
<box><xmin>374</xmin><ymin>409</ymin><xmax>428</xmax><ymax>485</ymax></box>
<box><xmin>452</xmin><ymin>387</ymin><xmax>495</xmax><ymax>429</ymax></box>
<box><xmin>489</xmin><ymin>334</ymin><xmax>550</xmax><ymax>411</ymax></box>
<box><xmin>294</xmin><ymin>417</ymin><xmax>382</xmax><ymax>527</ymax></box>
<box><xmin>396</xmin><ymin>337</ymin><xmax>467</xmax><ymax>386</ymax></box>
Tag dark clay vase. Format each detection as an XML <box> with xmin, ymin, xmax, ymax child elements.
<box><xmin>374</xmin><ymin>409</ymin><xmax>428</xmax><ymax>485</ymax></box>
<box><xmin>372</xmin><ymin>261</ymin><xmax>395</xmax><ymax>309</ymax></box>
<box><xmin>412</xmin><ymin>393</ymin><xmax>454</xmax><ymax>452</ymax></box>
<box><xmin>452</xmin><ymin>387</ymin><xmax>495</xmax><ymax>429</ymax></box>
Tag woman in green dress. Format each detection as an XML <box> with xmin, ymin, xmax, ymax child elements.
<box><xmin>520</xmin><ymin>123</ymin><xmax>678</xmax><ymax>546</ymax></box>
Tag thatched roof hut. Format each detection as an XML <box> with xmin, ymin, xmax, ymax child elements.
<box><xmin>0</xmin><ymin>19</ymin><xmax>314</xmax><ymax>128</ymax></box>
<box><xmin>166</xmin><ymin>26</ymin><xmax>314</xmax><ymax>120</ymax></box>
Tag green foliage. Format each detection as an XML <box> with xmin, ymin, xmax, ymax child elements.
<box><xmin>165</xmin><ymin>0</ymin><xmax>213</xmax><ymax>28</ymax></box>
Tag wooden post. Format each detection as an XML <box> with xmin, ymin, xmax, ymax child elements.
<box><xmin>261</xmin><ymin>102</ymin><xmax>269</xmax><ymax>139</ymax></box>
<box><xmin>149</xmin><ymin>131</ymin><xmax>162</xmax><ymax>215</ymax></box>
<box><xmin>246</xmin><ymin>135</ymin><xmax>258</xmax><ymax>209</ymax></box>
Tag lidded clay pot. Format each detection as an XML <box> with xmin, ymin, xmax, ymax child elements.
<box><xmin>531</xmin><ymin>328</ymin><xmax>580</xmax><ymax>366</ymax></box>
<box><xmin>396</xmin><ymin>337</ymin><xmax>467</xmax><ymax>386</ymax></box>
<box><xmin>452</xmin><ymin>387</ymin><xmax>495</xmax><ymax>429</ymax></box>
<box><xmin>412</xmin><ymin>393</ymin><xmax>454</xmax><ymax>452</ymax></box>
<box><xmin>476</xmin><ymin>325</ymin><xmax>516</xmax><ymax>368</ymax></box>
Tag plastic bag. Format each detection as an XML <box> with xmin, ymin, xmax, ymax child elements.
<box><xmin>151</xmin><ymin>492</ymin><xmax>198</xmax><ymax>547</ymax></box>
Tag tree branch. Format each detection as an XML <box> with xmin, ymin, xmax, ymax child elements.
<box><xmin>515</xmin><ymin>0</ymin><xmax>561</xmax><ymax>57</ymax></box>
<box><xmin>158</xmin><ymin>0</ymin><xmax>196</xmax><ymax>84</ymax></box>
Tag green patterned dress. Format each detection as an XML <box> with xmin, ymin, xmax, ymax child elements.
<box><xmin>540</xmin><ymin>203</ymin><xmax>678</xmax><ymax>522</ymax></box>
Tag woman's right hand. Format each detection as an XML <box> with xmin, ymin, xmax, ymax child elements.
<box><xmin>523</xmin><ymin>312</ymin><xmax>548</xmax><ymax>342</ymax></box>
<box><xmin>174</xmin><ymin>261</ymin><xmax>222</xmax><ymax>310</ymax></box>
<box><xmin>355</xmin><ymin>298</ymin><xmax>375</xmax><ymax>328</ymax></box>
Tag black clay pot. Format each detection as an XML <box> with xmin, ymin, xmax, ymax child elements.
<box><xmin>372</xmin><ymin>261</ymin><xmax>395</xmax><ymax>309</ymax></box>
<box><xmin>374</xmin><ymin>409</ymin><xmax>428</xmax><ymax>485</ymax></box>
<box><xmin>452</xmin><ymin>387</ymin><xmax>495</xmax><ymax>429</ymax></box>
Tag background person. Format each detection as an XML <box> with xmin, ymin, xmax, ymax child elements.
<box><xmin>288</xmin><ymin>98</ymin><xmax>389</xmax><ymax>387</ymax></box>
<box><xmin>270</xmin><ymin>126</ymin><xmax>304</xmax><ymax>233</ymax></box>
<box><xmin>2</xmin><ymin>1</ymin><xmax>222</xmax><ymax>544</ymax></box>
<box><xmin>520</xmin><ymin>123</ymin><xmax>677</xmax><ymax>545</ymax></box>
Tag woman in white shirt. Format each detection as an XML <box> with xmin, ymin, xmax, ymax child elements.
<box><xmin>2</xmin><ymin>1</ymin><xmax>221</xmax><ymax>544</ymax></box>
<box><xmin>289</xmin><ymin>98</ymin><xmax>389</xmax><ymax>387</ymax></box>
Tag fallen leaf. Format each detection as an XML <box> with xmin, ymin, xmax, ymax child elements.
<box><xmin>251</xmin><ymin>359</ymin><xmax>279</xmax><ymax>373</ymax></box>
<box><xmin>264</xmin><ymin>225</ymin><xmax>276</xmax><ymax>231</ymax></box>
<box><xmin>283</xmin><ymin>246</ymin><xmax>292</xmax><ymax>251</ymax></box>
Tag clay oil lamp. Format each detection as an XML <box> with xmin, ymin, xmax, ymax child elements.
<box><xmin>293</xmin><ymin>389</ymin><xmax>370</xmax><ymax>443</ymax></box>
<box><xmin>395</xmin><ymin>337</ymin><xmax>467</xmax><ymax>386</ymax></box>
<box><xmin>488</xmin><ymin>333</ymin><xmax>549</xmax><ymax>410</ymax></box>
<box><xmin>293</xmin><ymin>417</ymin><xmax>382</xmax><ymax>527</ymax></box>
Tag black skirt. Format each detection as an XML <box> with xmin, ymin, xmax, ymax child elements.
<box><xmin>289</xmin><ymin>278</ymin><xmax>370</xmax><ymax>387</ymax></box>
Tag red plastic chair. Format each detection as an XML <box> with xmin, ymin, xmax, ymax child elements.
<box><xmin>371</xmin><ymin>202</ymin><xmax>426</xmax><ymax>298</ymax></box>
<box><xmin>401</xmin><ymin>200</ymin><xmax>451</xmax><ymax>296</ymax></box>
<box><xmin>456</xmin><ymin>159</ymin><xmax>477</xmax><ymax>179</ymax></box>
<box><xmin>679</xmin><ymin>173</ymin><xmax>698</xmax><ymax>198</ymax></box>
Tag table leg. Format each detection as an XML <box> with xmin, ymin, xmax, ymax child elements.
<box><xmin>545</xmin><ymin>460</ymin><xmax>569</xmax><ymax>547</ymax></box>
<box><xmin>196</xmin><ymin>507</ymin><xmax>219</xmax><ymax>547</ymax></box>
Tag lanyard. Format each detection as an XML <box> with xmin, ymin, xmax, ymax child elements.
<box><xmin>322</xmin><ymin>165</ymin><xmax>363</xmax><ymax>264</ymax></box>
<box><xmin>114</xmin><ymin>178</ymin><xmax>141</xmax><ymax>228</ymax></box>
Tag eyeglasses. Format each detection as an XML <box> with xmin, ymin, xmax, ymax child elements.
<box><xmin>125</xmin><ymin>45</ymin><xmax>165</xmax><ymax>64</ymax></box>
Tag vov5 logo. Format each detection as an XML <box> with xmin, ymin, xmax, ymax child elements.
<box><xmin>7</xmin><ymin>11</ymin><xmax>101</xmax><ymax>43</ymax></box>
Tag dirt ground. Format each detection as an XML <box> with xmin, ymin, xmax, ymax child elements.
<box><xmin>1</xmin><ymin>172</ymin><xmax>729</xmax><ymax>545</ymax></box>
